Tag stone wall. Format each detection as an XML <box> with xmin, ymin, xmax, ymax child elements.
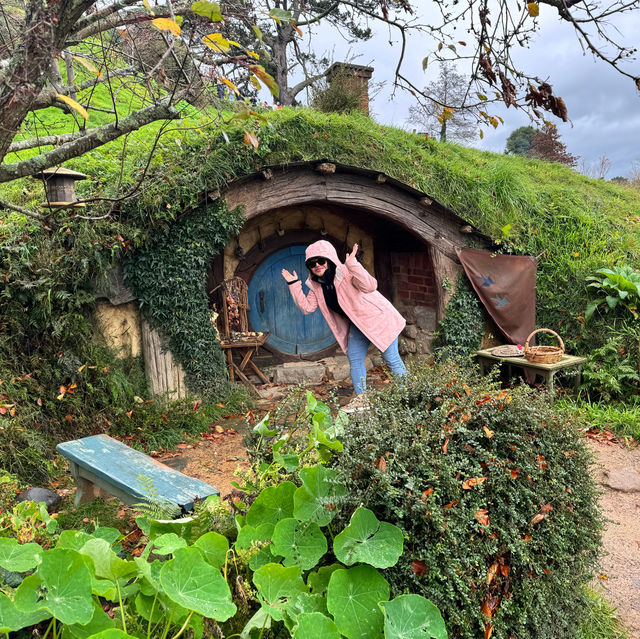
<box><xmin>93</xmin><ymin>301</ymin><xmax>142</xmax><ymax>358</ymax></box>
<box><xmin>397</xmin><ymin>303</ymin><xmax>437</xmax><ymax>356</ymax></box>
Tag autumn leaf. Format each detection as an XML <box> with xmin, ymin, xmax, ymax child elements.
<box><xmin>126</xmin><ymin>410</ymin><xmax>133</xmax><ymax>418</ymax></box>
<box><xmin>217</xmin><ymin>403</ymin><xmax>225</xmax><ymax>408</ymax></box>
<box><xmin>530</xmin><ymin>513</ymin><xmax>548</xmax><ymax>526</ymax></box>
<box><xmin>421</xmin><ymin>488</ymin><xmax>434</xmax><ymax>501</ymax></box>
<box><xmin>483</xmin><ymin>426</ymin><xmax>494</xmax><ymax>438</ymax></box>
<box><xmin>152</xmin><ymin>17</ymin><xmax>181</xmax><ymax>36</ymax></box>
<box><xmin>411</xmin><ymin>560</ymin><xmax>427</xmax><ymax>575</ymax></box>
<box><xmin>243</xmin><ymin>130</ymin><xmax>259</xmax><ymax>150</ymax></box>
<box><xmin>290</xmin><ymin>21</ymin><xmax>303</xmax><ymax>37</ymax></box>
<box><xmin>475</xmin><ymin>509</ymin><xmax>490</xmax><ymax>526</ymax></box>
<box><xmin>462</xmin><ymin>477</ymin><xmax>487</xmax><ymax>489</ymax></box>
<box><xmin>375</xmin><ymin>456</ymin><xmax>387</xmax><ymax>472</ymax></box>
<box><xmin>72</xmin><ymin>56</ymin><xmax>101</xmax><ymax>77</ymax></box>
<box><xmin>56</xmin><ymin>94</ymin><xmax>89</xmax><ymax>120</ymax></box>
<box><xmin>65</xmin><ymin>414</ymin><xmax>73</xmax><ymax>422</ymax></box>
<box><xmin>527</xmin><ymin>2</ymin><xmax>540</xmax><ymax>17</ymax></box>
<box><xmin>442</xmin><ymin>438</ymin><xmax>449</xmax><ymax>453</ymax></box>
<box><xmin>142</xmin><ymin>0</ymin><xmax>155</xmax><ymax>14</ymax></box>
<box><xmin>193</xmin><ymin>400</ymin><xmax>200</xmax><ymax>411</ymax></box>
<box><xmin>484</xmin><ymin>623</ymin><xmax>493</xmax><ymax>639</ymax></box>
<box><xmin>37</xmin><ymin>397</ymin><xmax>42</xmax><ymax>406</ymax></box>
<box><xmin>443</xmin><ymin>500</ymin><xmax>458</xmax><ymax>509</ymax></box>
<box><xmin>57</xmin><ymin>385</ymin><xmax>67</xmax><ymax>400</ymax></box>
<box><xmin>78</xmin><ymin>364</ymin><xmax>86</xmax><ymax>373</ymax></box>
<box><xmin>486</xmin><ymin>561</ymin><xmax>498</xmax><ymax>585</ymax></box>
<box><xmin>249</xmin><ymin>65</ymin><xmax>279</xmax><ymax>98</ymax></box>
<box><xmin>500</xmin><ymin>565</ymin><xmax>510</xmax><ymax>577</ymax></box>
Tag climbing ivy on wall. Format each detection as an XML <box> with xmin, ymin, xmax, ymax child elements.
<box><xmin>124</xmin><ymin>201</ymin><xmax>243</xmax><ymax>396</ymax></box>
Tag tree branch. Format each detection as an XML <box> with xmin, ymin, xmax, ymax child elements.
<box><xmin>0</xmin><ymin>101</ymin><xmax>179</xmax><ymax>183</ymax></box>
<box><xmin>0</xmin><ymin>198</ymin><xmax>45</xmax><ymax>221</ymax></box>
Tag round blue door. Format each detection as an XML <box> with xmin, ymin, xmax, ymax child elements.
<box><xmin>247</xmin><ymin>246</ymin><xmax>336</xmax><ymax>354</ymax></box>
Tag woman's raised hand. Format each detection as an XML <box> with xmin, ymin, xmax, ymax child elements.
<box><xmin>281</xmin><ymin>268</ymin><xmax>298</xmax><ymax>283</ymax></box>
<box><xmin>346</xmin><ymin>243</ymin><xmax>359</xmax><ymax>265</ymax></box>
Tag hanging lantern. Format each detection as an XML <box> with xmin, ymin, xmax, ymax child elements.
<box><xmin>34</xmin><ymin>167</ymin><xmax>87</xmax><ymax>208</ymax></box>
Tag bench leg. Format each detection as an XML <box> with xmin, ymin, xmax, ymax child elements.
<box><xmin>69</xmin><ymin>461</ymin><xmax>105</xmax><ymax>506</ymax></box>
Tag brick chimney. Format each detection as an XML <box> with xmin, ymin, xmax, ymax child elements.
<box><xmin>326</xmin><ymin>62</ymin><xmax>374</xmax><ymax>115</ymax></box>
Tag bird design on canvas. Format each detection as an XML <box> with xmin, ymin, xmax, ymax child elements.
<box><xmin>491</xmin><ymin>295</ymin><xmax>510</xmax><ymax>308</ymax></box>
<box><xmin>476</xmin><ymin>274</ymin><xmax>495</xmax><ymax>287</ymax></box>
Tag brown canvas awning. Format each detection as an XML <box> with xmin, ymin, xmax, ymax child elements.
<box><xmin>459</xmin><ymin>248</ymin><xmax>537</xmax><ymax>347</ymax></box>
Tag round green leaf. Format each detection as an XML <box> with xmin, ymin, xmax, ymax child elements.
<box><xmin>64</xmin><ymin>600</ymin><xmax>116</xmax><ymax>639</ymax></box>
<box><xmin>79</xmin><ymin>538</ymin><xmax>137</xmax><ymax>580</ymax></box>
<box><xmin>235</xmin><ymin>522</ymin><xmax>274</xmax><ymax>549</ymax></box>
<box><xmin>160</xmin><ymin>547</ymin><xmax>236</xmax><ymax>621</ymax></box>
<box><xmin>152</xmin><ymin>532</ymin><xmax>188</xmax><ymax>555</ymax></box>
<box><xmin>0</xmin><ymin>537</ymin><xmax>42</xmax><ymax>572</ymax></box>
<box><xmin>272</xmin><ymin>518</ymin><xmax>327</xmax><ymax>570</ymax></box>
<box><xmin>293</xmin><ymin>612</ymin><xmax>341</xmax><ymax>639</ymax></box>
<box><xmin>333</xmin><ymin>507</ymin><xmax>403</xmax><ymax>568</ymax></box>
<box><xmin>380</xmin><ymin>594</ymin><xmax>448</xmax><ymax>639</ymax></box>
<box><xmin>14</xmin><ymin>549</ymin><xmax>94</xmax><ymax>625</ymax></box>
<box><xmin>56</xmin><ymin>530</ymin><xmax>94</xmax><ymax>551</ymax></box>
<box><xmin>0</xmin><ymin>592</ymin><xmax>50</xmax><ymax>633</ymax></box>
<box><xmin>307</xmin><ymin>564</ymin><xmax>342</xmax><ymax>594</ymax></box>
<box><xmin>294</xmin><ymin>466</ymin><xmax>347</xmax><ymax>526</ymax></box>
<box><xmin>327</xmin><ymin>565</ymin><xmax>389</xmax><ymax>639</ymax></box>
<box><xmin>86</xmin><ymin>630</ymin><xmax>139</xmax><ymax>638</ymax></box>
<box><xmin>246</xmin><ymin>481</ymin><xmax>296</xmax><ymax>526</ymax></box>
<box><xmin>194</xmin><ymin>531</ymin><xmax>229</xmax><ymax>569</ymax></box>
<box><xmin>253</xmin><ymin>563</ymin><xmax>308</xmax><ymax>621</ymax></box>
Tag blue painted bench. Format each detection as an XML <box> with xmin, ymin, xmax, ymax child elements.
<box><xmin>56</xmin><ymin>434</ymin><xmax>219</xmax><ymax>511</ymax></box>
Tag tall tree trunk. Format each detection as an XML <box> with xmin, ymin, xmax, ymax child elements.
<box><xmin>272</xmin><ymin>27</ymin><xmax>294</xmax><ymax>105</ymax></box>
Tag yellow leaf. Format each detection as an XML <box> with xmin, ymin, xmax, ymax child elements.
<box><xmin>56</xmin><ymin>94</ymin><xmax>89</xmax><ymax>120</ymax></box>
<box><xmin>483</xmin><ymin>426</ymin><xmax>494</xmax><ymax>438</ymax></box>
<box><xmin>249</xmin><ymin>75</ymin><xmax>262</xmax><ymax>90</ymax></box>
<box><xmin>243</xmin><ymin>131</ymin><xmax>259</xmax><ymax>149</ymax></box>
<box><xmin>246</xmin><ymin>50</ymin><xmax>260</xmax><ymax>60</ymax></box>
<box><xmin>142</xmin><ymin>0</ymin><xmax>155</xmax><ymax>14</ymax></box>
<box><xmin>219</xmin><ymin>77</ymin><xmax>239</xmax><ymax>94</ymax></box>
<box><xmin>203</xmin><ymin>32</ymin><xmax>230</xmax><ymax>52</ymax></box>
<box><xmin>527</xmin><ymin>2</ymin><xmax>539</xmax><ymax>17</ymax></box>
<box><xmin>480</xmin><ymin>129</ymin><xmax>484</xmax><ymax>139</ymax></box>
<box><xmin>290</xmin><ymin>21</ymin><xmax>303</xmax><ymax>37</ymax></box>
<box><xmin>152</xmin><ymin>17</ymin><xmax>181</xmax><ymax>36</ymax></box>
<box><xmin>72</xmin><ymin>56</ymin><xmax>101</xmax><ymax>77</ymax></box>
<box><xmin>249</xmin><ymin>65</ymin><xmax>279</xmax><ymax>98</ymax></box>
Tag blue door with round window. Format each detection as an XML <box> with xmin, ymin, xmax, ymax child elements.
<box><xmin>247</xmin><ymin>246</ymin><xmax>336</xmax><ymax>354</ymax></box>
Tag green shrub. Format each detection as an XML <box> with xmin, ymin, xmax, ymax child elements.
<box><xmin>580</xmin><ymin>340</ymin><xmax>639</xmax><ymax>402</ymax></box>
<box><xmin>332</xmin><ymin>360</ymin><xmax>602</xmax><ymax>639</ymax></box>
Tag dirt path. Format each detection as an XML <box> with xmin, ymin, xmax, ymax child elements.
<box><xmin>586</xmin><ymin>438</ymin><xmax>640</xmax><ymax>638</ymax></box>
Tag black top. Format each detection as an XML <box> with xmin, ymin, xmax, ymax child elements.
<box><xmin>310</xmin><ymin>262</ymin><xmax>348</xmax><ymax>319</ymax></box>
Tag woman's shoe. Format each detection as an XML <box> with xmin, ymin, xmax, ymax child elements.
<box><xmin>341</xmin><ymin>394</ymin><xmax>369</xmax><ymax>414</ymax></box>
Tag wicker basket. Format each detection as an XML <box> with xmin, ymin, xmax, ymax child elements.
<box><xmin>523</xmin><ymin>328</ymin><xmax>565</xmax><ymax>364</ymax></box>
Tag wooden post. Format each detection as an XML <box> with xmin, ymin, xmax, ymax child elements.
<box><xmin>141</xmin><ymin>320</ymin><xmax>188</xmax><ymax>399</ymax></box>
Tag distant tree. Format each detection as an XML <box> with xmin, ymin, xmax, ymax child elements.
<box><xmin>505</xmin><ymin>126</ymin><xmax>536</xmax><ymax>156</ymax></box>
<box><xmin>407</xmin><ymin>64</ymin><xmax>478</xmax><ymax>143</ymax></box>
<box><xmin>580</xmin><ymin>155</ymin><xmax>612</xmax><ymax>179</ymax></box>
<box><xmin>629</xmin><ymin>161</ymin><xmax>640</xmax><ymax>192</ymax></box>
<box><xmin>528</xmin><ymin>124</ymin><xmax>578</xmax><ymax>166</ymax></box>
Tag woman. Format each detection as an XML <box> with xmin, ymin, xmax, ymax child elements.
<box><xmin>281</xmin><ymin>239</ymin><xmax>406</xmax><ymax>411</ymax></box>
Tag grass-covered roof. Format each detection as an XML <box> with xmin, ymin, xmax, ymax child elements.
<box><xmin>4</xmin><ymin>106</ymin><xmax>640</xmax><ymax>353</ymax></box>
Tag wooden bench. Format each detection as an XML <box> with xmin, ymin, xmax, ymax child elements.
<box><xmin>475</xmin><ymin>349</ymin><xmax>587</xmax><ymax>393</ymax></box>
<box><xmin>56</xmin><ymin>434</ymin><xmax>219</xmax><ymax>511</ymax></box>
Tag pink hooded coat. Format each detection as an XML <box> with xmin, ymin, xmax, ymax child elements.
<box><xmin>287</xmin><ymin>240</ymin><xmax>406</xmax><ymax>354</ymax></box>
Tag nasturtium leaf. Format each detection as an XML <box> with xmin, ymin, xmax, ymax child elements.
<box><xmin>310</xmin><ymin>412</ymin><xmax>343</xmax><ymax>452</ymax></box>
<box><xmin>380</xmin><ymin>594</ymin><xmax>448</xmax><ymax>639</ymax></box>
<box><xmin>293</xmin><ymin>612</ymin><xmax>341</xmax><ymax>639</ymax></box>
<box><xmin>0</xmin><ymin>593</ymin><xmax>49</xmax><ymax>633</ymax></box>
<box><xmin>250</xmin><ymin>546</ymin><xmax>282</xmax><ymax>571</ymax></box>
<box><xmin>0</xmin><ymin>537</ymin><xmax>42</xmax><ymax>571</ymax></box>
<box><xmin>191</xmin><ymin>0</ymin><xmax>223</xmax><ymax>21</ymax></box>
<box><xmin>253</xmin><ymin>412</ymin><xmax>276</xmax><ymax>436</ymax></box>
<box><xmin>152</xmin><ymin>532</ymin><xmax>188</xmax><ymax>555</ymax></box>
<box><xmin>91</xmin><ymin>577</ymin><xmax>117</xmax><ymax>600</ymax></box>
<box><xmin>307</xmin><ymin>564</ymin><xmax>342</xmax><ymax>594</ymax></box>
<box><xmin>253</xmin><ymin>563</ymin><xmax>308</xmax><ymax>621</ymax></box>
<box><xmin>246</xmin><ymin>481</ymin><xmax>296</xmax><ymax>526</ymax></box>
<box><xmin>57</xmin><ymin>530</ymin><xmax>94</xmax><ymax>551</ymax></box>
<box><xmin>286</xmin><ymin>592</ymin><xmax>327</xmax><ymax>627</ymax></box>
<box><xmin>327</xmin><ymin>565</ymin><xmax>389</xmax><ymax>639</ymax></box>
<box><xmin>14</xmin><ymin>549</ymin><xmax>93</xmax><ymax>625</ymax></box>
<box><xmin>240</xmin><ymin>607</ymin><xmax>271</xmax><ymax>638</ymax></box>
<box><xmin>194</xmin><ymin>531</ymin><xmax>228</xmax><ymax>569</ymax></box>
<box><xmin>79</xmin><ymin>538</ymin><xmax>137</xmax><ymax>580</ymax></box>
<box><xmin>235</xmin><ymin>522</ymin><xmax>274</xmax><ymax>549</ymax></box>
<box><xmin>294</xmin><ymin>465</ymin><xmax>347</xmax><ymax>526</ymax></box>
<box><xmin>64</xmin><ymin>600</ymin><xmax>116</xmax><ymax>639</ymax></box>
<box><xmin>271</xmin><ymin>518</ymin><xmax>327</xmax><ymax>570</ymax></box>
<box><xmin>148</xmin><ymin>514</ymin><xmax>199</xmax><ymax>545</ymax></box>
<box><xmin>160</xmin><ymin>547</ymin><xmax>236</xmax><ymax>621</ymax></box>
<box><xmin>92</xmin><ymin>527</ymin><xmax>122</xmax><ymax>545</ymax></box>
<box><xmin>333</xmin><ymin>507</ymin><xmax>403</xmax><ymax>568</ymax></box>
<box><xmin>135</xmin><ymin>592</ymin><xmax>164</xmax><ymax>623</ymax></box>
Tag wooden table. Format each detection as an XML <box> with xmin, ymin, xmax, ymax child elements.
<box><xmin>475</xmin><ymin>349</ymin><xmax>587</xmax><ymax>393</ymax></box>
<box><xmin>220</xmin><ymin>332</ymin><xmax>270</xmax><ymax>395</ymax></box>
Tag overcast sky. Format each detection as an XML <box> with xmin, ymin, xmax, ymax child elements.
<box><xmin>300</xmin><ymin>3</ymin><xmax>640</xmax><ymax>178</ymax></box>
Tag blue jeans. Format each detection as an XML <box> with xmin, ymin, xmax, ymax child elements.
<box><xmin>347</xmin><ymin>324</ymin><xmax>406</xmax><ymax>395</ymax></box>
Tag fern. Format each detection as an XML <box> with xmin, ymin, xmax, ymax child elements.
<box><xmin>134</xmin><ymin>474</ymin><xmax>181</xmax><ymax>521</ymax></box>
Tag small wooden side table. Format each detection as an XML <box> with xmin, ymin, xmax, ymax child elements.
<box><xmin>475</xmin><ymin>349</ymin><xmax>587</xmax><ymax>393</ymax></box>
<box><xmin>220</xmin><ymin>332</ymin><xmax>271</xmax><ymax>395</ymax></box>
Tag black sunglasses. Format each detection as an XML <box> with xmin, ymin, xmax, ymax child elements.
<box><xmin>306</xmin><ymin>257</ymin><xmax>327</xmax><ymax>268</ymax></box>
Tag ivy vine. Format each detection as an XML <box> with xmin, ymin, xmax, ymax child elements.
<box><xmin>124</xmin><ymin>201</ymin><xmax>243</xmax><ymax>397</ymax></box>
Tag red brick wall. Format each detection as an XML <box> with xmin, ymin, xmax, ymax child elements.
<box><xmin>392</xmin><ymin>251</ymin><xmax>437</xmax><ymax>306</ymax></box>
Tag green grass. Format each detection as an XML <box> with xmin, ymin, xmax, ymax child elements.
<box><xmin>580</xmin><ymin>588</ymin><xmax>628</xmax><ymax>639</ymax></box>
<box><xmin>556</xmin><ymin>398</ymin><xmax>640</xmax><ymax>442</ymax></box>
